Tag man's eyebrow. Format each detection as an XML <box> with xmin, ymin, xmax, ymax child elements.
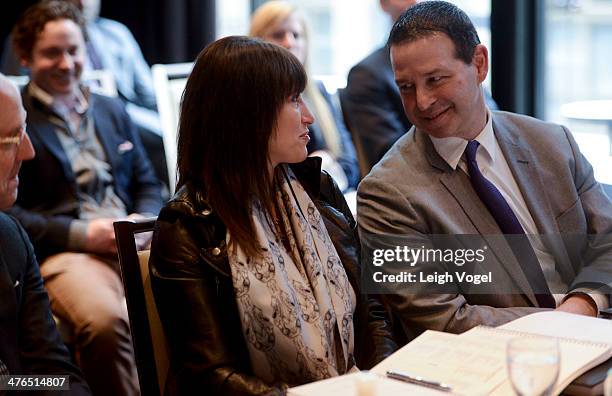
<box><xmin>394</xmin><ymin>68</ymin><xmax>449</xmax><ymax>86</ymax></box>
<box><xmin>424</xmin><ymin>68</ymin><xmax>447</xmax><ymax>76</ymax></box>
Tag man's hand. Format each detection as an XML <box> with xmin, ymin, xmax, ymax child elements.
<box><xmin>555</xmin><ymin>294</ymin><xmax>598</xmax><ymax>317</ymax></box>
<box><xmin>84</xmin><ymin>218</ymin><xmax>118</xmax><ymax>255</ymax></box>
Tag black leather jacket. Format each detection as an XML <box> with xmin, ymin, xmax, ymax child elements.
<box><xmin>150</xmin><ymin>158</ymin><xmax>397</xmax><ymax>396</ymax></box>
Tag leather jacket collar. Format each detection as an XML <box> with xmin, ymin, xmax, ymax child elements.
<box><xmin>174</xmin><ymin>157</ymin><xmax>323</xmax><ymax>218</ymax></box>
<box><xmin>165</xmin><ymin>157</ymin><xmax>327</xmax><ymax>278</ymax></box>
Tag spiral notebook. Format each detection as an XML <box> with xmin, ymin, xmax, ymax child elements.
<box><xmin>462</xmin><ymin>326</ymin><xmax>610</xmax><ymax>395</ymax></box>
<box><xmin>288</xmin><ymin>371</ymin><xmax>445</xmax><ymax>396</ymax></box>
<box><xmin>290</xmin><ymin>313</ymin><xmax>610</xmax><ymax>395</ymax></box>
<box><xmin>371</xmin><ymin>330</ymin><xmax>509</xmax><ymax>395</ymax></box>
<box><xmin>371</xmin><ymin>313</ymin><xmax>611</xmax><ymax>395</ymax></box>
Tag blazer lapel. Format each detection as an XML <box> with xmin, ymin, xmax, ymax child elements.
<box><xmin>0</xmin><ymin>261</ymin><xmax>18</xmax><ymax>330</ymax></box>
<box><xmin>91</xmin><ymin>99</ymin><xmax>121</xmax><ymax>173</ymax></box>
<box><xmin>27</xmin><ymin>102</ymin><xmax>77</xmax><ymax>184</ymax></box>
<box><xmin>22</xmin><ymin>88</ymin><xmax>79</xmax><ymax>184</ymax></box>
<box><xmin>422</xmin><ymin>131</ymin><xmax>538</xmax><ymax>304</ymax></box>
<box><xmin>493</xmin><ymin>117</ymin><xmax>574</xmax><ymax>281</ymax></box>
<box><xmin>0</xmin><ymin>259</ymin><xmax>21</xmax><ymax>374</ymax></box>
<box><xmin>422</xmin><ymin>130</ymin><xmax>507</xmax><ymax>235</ymax></box>
<box><xmin>492</xmin><ymin>119</ymin><xmax>557</xmax><ymax>233</ymax></box>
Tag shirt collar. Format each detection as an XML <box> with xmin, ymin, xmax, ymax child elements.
<box><xmin>28</xmin><ymin>82</ymin><xmax>90</xmax><ymax>116</ymax></box>
<box><xmin>428</xmin><ymin>108</ymin><xmax>495</xmax><ymax>170</ymax></box>
<box><xmin>28</xmin><ymin>82</ymin><xmax>54</xmax><ymax>108</ymax></box>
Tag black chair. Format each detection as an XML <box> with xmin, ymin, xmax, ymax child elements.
<box><xmin>114</xmin><ymin>218</ymin><xmax>169</xmax><ymax>396</ymax></box>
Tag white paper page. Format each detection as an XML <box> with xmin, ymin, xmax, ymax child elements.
<box><xmin>462</xmin><ymin>326</ymin><xmax>611</xmax><ymax>395</ymax></box>
<box><xmin>288</xmin><ymin>372</ymin><xmax>445</xmax><ymax>396</ymax></box>
<box><xmin>371</xmin><ymin>330</ymin><xmax>507</xmax><ymax>395</ymax></box>
<box><xmin>499</xmin><ymin>311</ymin><xmax>612</xmax><ymax>345</ymax></box>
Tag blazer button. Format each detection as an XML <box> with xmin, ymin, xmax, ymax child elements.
<box><xmin>211</xmin><ymin>247</ymin><xmax>221</xmax><ymax>256</ymax></box>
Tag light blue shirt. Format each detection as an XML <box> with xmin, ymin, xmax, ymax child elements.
<box><xmin>85</xmin><ymin>18</ymin><xmax>156</xmax><ymax>111</ymax></box>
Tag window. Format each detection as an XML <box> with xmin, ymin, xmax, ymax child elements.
<box><xmin>216</xmin><ymin>0</ymin><xmax>251</xmax><ymax>38</ymax></box>
<box><xmin>224</xmin><ymin>0</ymin><xmax>490</xmax><ymax>92</ymax></box>
<box><xmin>295</xmin><ymin>0</ymin><xmax>389</xmax><ymax>78</ymax></box>
<box><xmin>216</xmin><ymin>0</ymin><xmax>492</xmax><ymax>106</ymax></box>
<box><xmin>543</xmin><ymin>0</ymin><xmax>612</xmax><ymax>183</ymax></box>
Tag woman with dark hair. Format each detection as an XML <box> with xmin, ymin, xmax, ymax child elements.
<box><xmin>149</xmin><ymin>36</ymin><xmax>396</xmax><ymax>395</ymax></box>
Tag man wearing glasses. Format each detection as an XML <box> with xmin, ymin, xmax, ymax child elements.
<box><xmin>5</xmin><ymin>2</ymin><xmax>163</xmax><ymax>394</ymax></box>
<box><xmin>0</xmin><ymin>73</ymin><xmax>91</xmax><ymax>395</ymax></box>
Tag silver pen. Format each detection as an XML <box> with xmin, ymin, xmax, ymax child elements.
<box><xmin>386</xmin><ymin>370</ymin><xmax>453</xmax><ymax>392</ymax></box>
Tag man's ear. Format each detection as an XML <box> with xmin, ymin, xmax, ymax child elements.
<box><xmin>380</xmin><ymin>0</ymin><xmax>391</xmax><ymax>14</ymax></box>
<box><xmin>472</xmin><ymin>44</ymin><xmax>489</xmax><ymax>84</ymax></box>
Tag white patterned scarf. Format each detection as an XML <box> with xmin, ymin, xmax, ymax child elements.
<box><xmin>227</xmin><ymin>166</ymin><xmax>356</xmax><ymax>386</ymax></box>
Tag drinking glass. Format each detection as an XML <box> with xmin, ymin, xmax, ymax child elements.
<box><xmin>507</xmin><ymin>337</ymin><xmax>560</xmax><ymax>396</ymax></box>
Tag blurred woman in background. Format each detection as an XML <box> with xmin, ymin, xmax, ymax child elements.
<box><xmin>149</xmin><ymin>36</ymin><xmax>396</xmax><ymax>395</ymax></box>
<box><xmin>250</xmin><ymin>0</ymin><xmax>360</xmax><ymax>192</ymax></box>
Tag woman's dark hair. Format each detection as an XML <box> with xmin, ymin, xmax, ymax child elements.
<box><xmin>388</xmin><ymin>0</ymin><xmax>480</xmax><ymax>64</ymax></box>
<box><xmin>177</xmin><ymin>35</ymin><xmax>307</xmax><ymax>256</ymax></box>
<box><xmin>12</xmin><ymin>1</ymin><xmax>87</xmax><ymax>61</ymax></box>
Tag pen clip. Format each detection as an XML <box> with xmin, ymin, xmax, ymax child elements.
<box><xmin>386</xmin><ymin>370</ymin><xmax>453</xmax><ymax>392</ymax></box>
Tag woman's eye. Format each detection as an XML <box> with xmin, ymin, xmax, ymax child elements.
<box><xmin>271</xmin><ymin>32</ymin><xmax>285</xmax><ymax>40</ymax></box>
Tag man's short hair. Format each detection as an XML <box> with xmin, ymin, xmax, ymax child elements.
<box><xmin>12</xmin><ymin>0</ymin><xmax>86</xmax><ymax>61</ymax></box>
<box><xmin>387</xmin><ymin>0</ymin><xmax>481</xmax><ymax>64</ymax></box>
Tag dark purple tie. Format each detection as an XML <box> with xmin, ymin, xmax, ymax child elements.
<box><xmin>465</xmin><ymin>140</ymin><xmax>555</xmax><ymax>308</ymax></box>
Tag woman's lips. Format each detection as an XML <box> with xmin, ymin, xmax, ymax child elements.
<box><xmin>299</xmin><ymin>129</ymin><xmax>310</xmax><ymax>142</ymax></box>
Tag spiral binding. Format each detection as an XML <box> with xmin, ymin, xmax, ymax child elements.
<box><xmin>472</xmin><ymin>325</ymin><xmax>612</xmax><ymax>350</ymax></box>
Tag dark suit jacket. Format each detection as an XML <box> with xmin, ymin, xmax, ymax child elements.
<box><xmin>342</xmin><ymin>46</ymin><xmax>411</xmax><ymax>173</ymax></box>
<box><xmin>307</xmin><ymin>81</ymin><xmax>360</xmax><ymax>189</ymax></box>
<box><xmin>7</xmin><ymin>85</ymin><xmax>163</xmax><ymax>260</ymax></box>
<box><xmin>0</xmin><ymin>213</ymin><xmax>90</xmax><ymax>395</ymax></box>
<box><xmin>358</xmin><ymin>111</ymin><xmax>612</xmax><ymax>337</ymax></box>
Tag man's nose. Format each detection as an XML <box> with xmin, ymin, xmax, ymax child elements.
<box><xmin>415</xmin><ymin>86</ymin><xmax>436</xmax><ymax>112</ymax></box>
<box><xmin>17</xmin><ymin>133</ymin><xmax>35</xmax><ymax>161</ymax></box>
<box><xmin>58</xmin><ymin>52</ymin><xmax>74</xmax><ymax>69</ymax></box>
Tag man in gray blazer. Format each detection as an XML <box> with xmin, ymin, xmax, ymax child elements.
<box><xmin>357</xmin><ymin>1</ymin><xmax>612</xmax><ymax>339</ymax></box>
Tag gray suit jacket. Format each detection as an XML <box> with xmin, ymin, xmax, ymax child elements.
<box><xmin>357</xmin><ymin>111</ymin><xmax>612</xmax><ymax>337</ymax></box>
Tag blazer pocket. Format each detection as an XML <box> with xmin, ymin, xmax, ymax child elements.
<box><xmin>555</xmin><ymin>199</ymin><xmax>587</xmax><ymax>234</ymax></box>
<box><xmin>117</xmin><ymin>140</ymin><xmax>134</xmax><ymax>154</ymax></box>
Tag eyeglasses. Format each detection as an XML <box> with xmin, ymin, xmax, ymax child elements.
<box><xmin>0</xmin><ymin>127</ymin><xmax>26</xmax><ymax>149</ymax></box>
